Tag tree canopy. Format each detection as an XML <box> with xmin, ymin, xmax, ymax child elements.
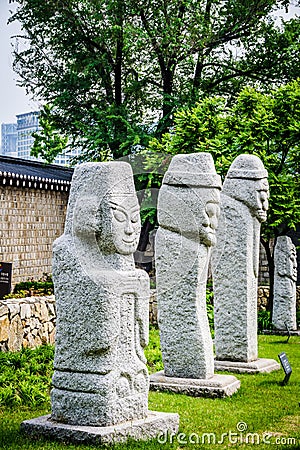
<box><xmin>9</xmin><ymin>0</ymin><xmax>300</xmax><ymax>161</ymax></box>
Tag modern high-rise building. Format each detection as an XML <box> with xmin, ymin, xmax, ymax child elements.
<box><xmin>1</xmin><ymin>123</ymin><xmax>18</xmax><ymax>157</ymax></box>
<box><xmin>16</xmin><ymin>111</ymin><xmax>40</xmax><ymax>160</ymax></box>
<box><xmin>1</xmin><ymin>111</ymin><xmax>80</xmax><ymax>166</ymax></box>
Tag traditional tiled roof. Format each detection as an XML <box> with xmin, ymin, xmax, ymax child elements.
<box><xmin>0</xmin><ymin>155</ymin><xmax>73</xmax><ymax>191</ymax></box>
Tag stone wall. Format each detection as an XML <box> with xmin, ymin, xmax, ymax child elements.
<box><xmin>149</xmin><ymin>290</ymin><xmax>158</xmax><ymax>325</ymax></box>
<box><xmin>257</xmin><ymin>286</ymin><xmax>300</xmax><ymax>310</ymax></box>
<box><xmin>0</xmin><ymin>186</ymin><xmax>69</xmax><ymax>286</ymax></box>
<box><xmin>0</xmin><ymin>296</ymin><xmax>56</xmax><ymax>352</ymax></box>
<box><xmin>257</xmin><ymin>286</ymin><xmax>270</xmax><ymax>310</ymax></box>
<box><xmin>258</xmin><ymin>243</ymin><xmax>272</xmax><ymax>286</ymax></box>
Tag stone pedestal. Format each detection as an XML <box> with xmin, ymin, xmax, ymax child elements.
<box><xmin>150</xmin><ymin>371</ymin><xmax>240</xmax><ymax>398</ymax></box>
<box><xmin>21</xmin><ymin>412</ymin><xmax>179</xmax><ymax>446</ymax></box>
<box><xmin>214</xmin><ymin>358</ymin><xmax>280</xmax><ymax>374</ymax></box>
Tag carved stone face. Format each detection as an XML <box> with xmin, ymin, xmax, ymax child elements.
<box><xmin>276</xmin><ymin>237</ymin><xmax>297</xmax><ymax>281</ymax></box>
<box><xmin>199</xmin><ymin>197</ymin><xmax>221</xmax><ymax>247</ymax></box>
<box><xmin>254</xmin><ymin>179</ymin><xmax>269</xmax><ymax>222</ymax></box>
<box><xmin>289</xmin><ymin>247</ymin><xmax>298</xmax><ymax>281</ymax></box>
<box><xmin>223</xmin><ymin>177</ymin><xmax>269</xmax><ymax>223</ymax></box>
<box><xmin>109</xmin><ymin>196</ymin><xmax>141</xmax><ymax>255</ymax></box>
<box><xmin>73</xmin><ymin>193</ymin><xmax>141</xmax><ymax>256</ymax></box>
<box><xmin>158</xmin><ymin>185</ymin><xmax>220</xmax><ymax>247</ymax></box>
<box><xmin>281</xmin><ymin>246</ymin><xmax>298</xmax><ymax>281</ymax></box>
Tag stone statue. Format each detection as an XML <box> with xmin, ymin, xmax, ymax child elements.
<box><xmin>273</xmin><ymin>236</ymin><xmax>297</xmax><ymax>331</ymax></box>
<box><xmin>156</xmin><ymin>153</ymin><xmax>222</xmax><ymax>379</ymax></box>
<box><xmin>51</xmin><ymin>162</ymin><xmax>149</xmax><ymax>426</ymax></box>
<box><xmin>211</xmin><ymin>154</ymin><xmax>269</xmax><ymax>363</ymax></box>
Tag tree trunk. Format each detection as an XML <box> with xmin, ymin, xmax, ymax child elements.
<box><xmin>156</xmin><ymin>67</ymin><xmax>174</xmax><ymax>136</ymax></box>
<box><xmin>138</xmin><ymin>218</ymin><xmax>153</xmax><ymax>252</ymax></box>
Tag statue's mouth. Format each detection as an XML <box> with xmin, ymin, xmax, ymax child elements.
<box><xmin>257</xmin><ymin>210</ymin><xmax>267</xmax><ymax>220</ymax></box>
<box><xmin>123</xmin><ymin>238</ymin><xmax>135</xmax><ymax>244</ymax></box>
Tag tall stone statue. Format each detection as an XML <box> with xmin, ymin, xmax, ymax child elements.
<box><xmin>21</xmin><ymin>162</ymin><xmax>179</xmax><ymax>444</ymax></box>
<box><xmin>212</xmin><ymin>155</ymin><xmax>279</xmax><ymax>372</ymax></box>
<box><xmin>151</xmin><ymin>153</ymin><xmax>240</xmax><ymax>396</ymax></box>
<box><xmin>51</xmin><ymin>162</ymin><xmax>149</xmax><ymax>426</ymax></box>
<box><xmin>273</xmin><ymin>236</ymin><xmax>297</xmax><ymax>331</ymax></box>
<box><xmin>155</xmin><ymin>153</ymin><xmax>221</xmax><ymax>380</ymax></box>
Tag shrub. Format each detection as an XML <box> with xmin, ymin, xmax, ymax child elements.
<box><xmin>0</xmin><ymin>345</ymin><xmax>54</xmax><ymax>407</ymax></box>
<box><xmin>3</xmin><ymin>274</ymin><xmax>54</xmax><ymax>299</ymax></box>
<box><xmin>258</xmin><ymin>310</ymin><xmax>273</xmax><ymax>332</ymax></box>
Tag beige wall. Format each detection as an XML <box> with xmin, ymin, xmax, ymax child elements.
<box><xmin>0</xmin><ymin>186</ymin><xmax>69</xmax><ymax>286</ymax></box>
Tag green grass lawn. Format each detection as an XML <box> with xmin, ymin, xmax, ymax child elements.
<box><xmin>0</xmin><ymin>329</ymin><xmax>299</xmax><ymax>449</ymax></box>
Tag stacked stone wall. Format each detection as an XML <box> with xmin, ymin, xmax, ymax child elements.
<box><xmin>258</xmin><ymin>242</ymin><xmax>272</xmax><ymax>286</ymax></box>
<box><xmin>0</xmin><ymin>186</ymin><xmax>68</xmax><ymax>286</ymax></box>
<box><xmin>149</xmin><ymin>290</ymin><xmax>158</xmax><ymax>326</ymax></box>
<box><xmin>257</xmin><ymin>286</ymin><xmax>300</xmax><ymax>310</ymax></box>
<box><xmin>0</xmin><ymin>296</ymin><xmax>56</xmax><ymax>352</ymax></box>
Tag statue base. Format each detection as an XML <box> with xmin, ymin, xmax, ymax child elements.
<box><xmin>214</xmin><ymin>358</ymin><xmax>280</xmax><ymax>374</ymax></box>
<box><xmin>21</xmin><ymin>411</ymin><xmax>179</xmax><ymax>445</ymax></box>
<box><xmin>150</xmin><ymin>371</ymin><xmax>240</xmax><ymax>398</ymax></box>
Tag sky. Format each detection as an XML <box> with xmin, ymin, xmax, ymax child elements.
<box><xmin>0</xmin><ymin>1</ymin><xmax>39</xmax><ymax>126</ymax></box>
<box><xmin>0</xmin><ymin>2</ymin><xmax>299</xmax><ymax>128</ymax></box>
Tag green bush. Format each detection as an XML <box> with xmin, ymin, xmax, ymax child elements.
<box><xmin>258</xmin><ymin>310</ymin><xmax>273</xmax><ymax>332</ymax></box>
<box><xmin>206</xmin><ymin>287</ymin><xmax>214</xmax><ymax>333</ymax></box>
<box><xmin>0</xmin><ymin>345</ymin><xmax>54</xmax><ymax>407</ymax></box>
<box><xmin>4</xmin><ymin>274</ymin><xmax>54</xmax><ymax>299</ymax></box>
<box><xmin>145</xmin><ymin>326</ymin><xmax>164</xmax><ymax>374</ymax></box>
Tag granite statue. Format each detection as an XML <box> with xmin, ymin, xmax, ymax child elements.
<box><xmin>273</xmin><ymin>236</ymin><xmax>297</xmax><ymax>331</ymax></box>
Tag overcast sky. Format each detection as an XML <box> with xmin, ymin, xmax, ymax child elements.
<box><xmin>0</xmin><ymin>1</ymin><xmax>40</xmax><ymax>126</ymax></box>
<box><xmin>0</xmin><ymin>2</ymin><xmax>299</xmax><ymax>128</ymax></box>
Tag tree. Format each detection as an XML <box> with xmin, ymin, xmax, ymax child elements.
<box><xmin>30</xmin><ymin>105</ymin><xmax>68</xmax><ymax>164</ymax></box>
<box><xmin>147</xmin><ymin>79</ymin><xmax>300</xmax><ymax>313</ymax></box>
<box><xmin>9</xmin><ymin>0</ymin><xmax>300</xmax><ymax>161</ymax></box>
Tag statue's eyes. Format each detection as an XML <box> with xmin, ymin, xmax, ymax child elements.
<box><xmin>258</xmin><ymin>190</ymin><xmax>269</xmax><ymax>202</ymax></box>
<box><xmin>113</xmin><ymin>209</ymin><xmax>126</xmax><ymax>222</ymax></box>
<box><xmin>131</xmin><ymin>213</ymin><xmax>139</xmax><ymax>223</ymax></box>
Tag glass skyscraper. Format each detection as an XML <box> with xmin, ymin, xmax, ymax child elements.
<box><xmin>1</xmin><ymin>111</ymin><xmax>80</xmax><ymax>166</ymax></box>
<box><xmin>16</xmin><ymin>111</ymin><xmax>40</xmax><ymax>160</ymax></box>
<box><xmin>1</xmin><ymin>123</ymin><xmax>18</xmax><ymax>157</ymax></box>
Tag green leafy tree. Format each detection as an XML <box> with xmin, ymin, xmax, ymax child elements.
<box><xmin>31</xmin><ymin>105</ymin><xmax>68</xmax><ymax>164</ymax></box>
<box><xmin>148</xmin><ymin>79</ymin><xmax>300</xmax><ymax>312</ymax></box>
<box><xmin>9</xmin><ymin>0</ymin><xmax>300</xmax><ymax>162</ymax></box>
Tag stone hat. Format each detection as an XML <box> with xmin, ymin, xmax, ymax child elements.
<box><xmin>64</xmin><ymin>162</ymin><xmax>136</xmax><ymax>234</ymax></box>
<box><xmin>227</xmin><ymin>154</ymin><xmax>268</xmax><ymax>180</ymax></box>
<box><xmin>163</xmin><ymin>153</ymin><xmax>221</xmax><ymax>188</ymax></box>
<box><xmin>71</xmin><ymin>162</ymin><xmax>136</xmax><ymax>196</ymax></box>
